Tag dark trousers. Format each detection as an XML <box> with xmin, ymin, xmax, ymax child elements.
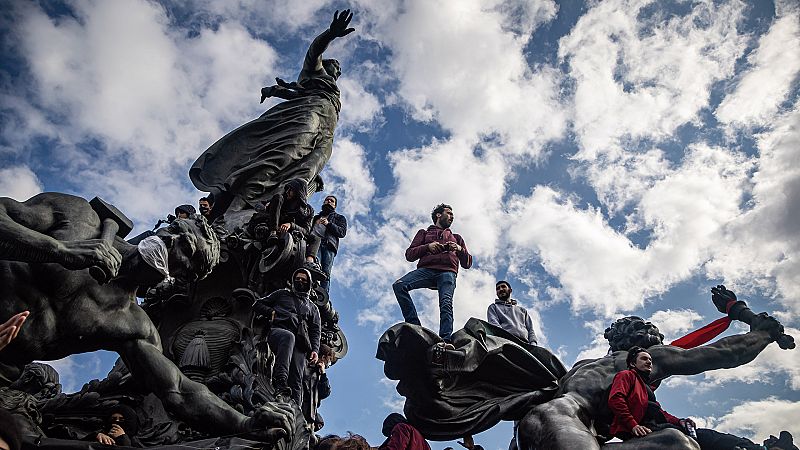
<box><xmin>268</xmin><ymin>327</ymin><xmax>307</xmax><ymax>405</ymax></box>
<box><xmin>318</xmin><ymin>245</ymin><xmax>336</xmax><ymax>291</ymax></box>
<box><xmin>619</xmin><ymin>424</ymin><xmax>757</xmax><ymax>449</ymax></box>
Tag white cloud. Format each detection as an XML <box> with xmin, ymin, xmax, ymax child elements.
<box><xmin>0</xmin><ymin>165</ymin><xmax>44</xmax><ymax>201</ymax></box>
<box><xmin>700</xmin><ymin>397</ymin><xmax>800</xmax><ymax>443</ymax></box>
<box><xmin>42</xmin><ymin>353</ymin><xmax>105</xmax><ymax>394</ymax></box>
<box><xmin>706</xmin><ymin>100</ymin><xmax>800</xmax><ymax>316</ymax></box>
<box><xmin>715</xmin><ymin>13</ymin><xmax>800</xmax><ymax>128</ymax></box>
<box><xmin>322</xmin><ymin>138</ymin><xmax>377</xmax><ymax>217</ymax></box>
<box><xmin>648</xmin><ymin>309</ymin><xmax>703</xmax><ymax>342</ymax></box>
<box><xmin>560</xmin><ymin>0</ymin><xmax>747</xmax><ymax>157</ymax></box>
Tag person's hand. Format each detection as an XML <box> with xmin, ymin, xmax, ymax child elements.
<box><xmin>631</xmin><ymin>425</ymin><xmax>651</xmax><ymax>437</ymax></box>
<box><xmin>309</xmin><ymin>351</ymin><xmax>318</xmax><ymax>364</ymax></box>
<box><xmin>0</xmin><ymin>311</ymin><xmax>29</xmax><ymax>352</ymax></box>
<box><xmin>279</xmin><ymin>223</ymin><xmax>291</xmax><ymax>233</ymax></box>
<box><xmin>458</xmin><ymin>435</ymin><xmax>475</xmax><ymax>449</ymax></box>
<box><xmin>446</xmin><ymin>241</ymin><xmax>462</xmax><ymax>252</ymax></box>
<box><xmin>96</xmin><ymin>433</ymin><xmax>115</xmax><ymax>445</ymax></box>
<box><xmin>319</xmin><ymin>217</ymin><xmax>329</xmax><ymax>225</ymax></box>
<box><xmin>108</xmin><ymin>424</ymin><xmax>125</xmax><ymax>438</ymax></box>
<box><xmin>317</xmin><ymin>361</ymin><xmax>326</xmax><ymax>374</ymax></box>
<box><xmin>329</xmin><ymin>9</ymin><xmax>355</xmax><ymax>38</ymax></box>
<box><xmin>427</xmin><ymin>242</ymin><xmax>444</xmax><ymax>253</ymax></box>
<box><xmin>60</xmin><ymin>239</ymin><xmax>122</xmax><ymax>276</ymax></box>
<box><xmin>680</xmin><ymin>418</ymin><xmax>696</xmax><ymax>430</ymax></box>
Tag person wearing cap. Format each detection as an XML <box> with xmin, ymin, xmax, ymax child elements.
<box><xmin>254</xmin><ymin>268</ymin><xmax>321</xmax><ymax>405</ymax></box>
<box><xmin>487</xmin><ymin>281</ymin><xmax>537</xmax><ymax>345</ymax></box>
<box><xmin>174</xmin><ymin>204</ymin><xmax>196</xmax><ymax>219</ymax></box>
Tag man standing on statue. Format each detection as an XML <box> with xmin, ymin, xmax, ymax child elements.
<box><xmin>312</xmin><ymin>195</ymin><xmax>347</xmax><ymax>292</ymax></box>
<box><xmin>487</xmin><ymin>280</ymin><xmax>537</xmax><ymax>345</ymax></box>
<box><xmin>393</xmin><ymin>203</ymin><xmax>472</xmax><ymax>345</ymax></box>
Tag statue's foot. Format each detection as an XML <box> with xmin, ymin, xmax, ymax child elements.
<box><xmin>764</xmin><ymin>431</ymin><xmax>797</xmax><ymax>450</ymax></box>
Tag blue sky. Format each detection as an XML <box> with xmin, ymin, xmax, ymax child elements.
<box><xmin>1</xmin><ymin>0</ymin><xmax>799</xmax><ymax>448</ymax></box>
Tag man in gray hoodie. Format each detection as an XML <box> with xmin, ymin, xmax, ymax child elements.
<box><xmin>487</xmin><ymin>280</ymin><xmax>537</xmax><ymax>345</ymax></box>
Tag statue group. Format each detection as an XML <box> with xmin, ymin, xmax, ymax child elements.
<box><xmin>0</xmin><ymin>8</ymin><xmax>796</xmax><ymax>450</ymax></box>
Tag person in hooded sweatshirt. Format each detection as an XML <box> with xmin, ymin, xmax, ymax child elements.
<box><xmin>487</xmin><ymin>280</ymin><xmax>537</xmax><ymax>345</ymax></box>
<box><xmin>379</xmin><ymin>413</ymin><xmax>430</xmax><ymax>450</ymax></box>
<box><xmin>255</xmin><ymin>267</ymin><xmax>321</xmax><ymax>405</ymax></box>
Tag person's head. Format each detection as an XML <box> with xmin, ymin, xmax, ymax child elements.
<box><xmin>322</xmin><ymin>195</ymin><xmax>337</xmax><ymax>211</ymax></box>
<box><xmin>155</xmin><ymin>215</ymin><xmax>220</xmax><ymax>282</ymax></box>
<box><xmin>174</xmin><ymin>204</ymin><xmax>196</xmax><ymax>219</ymax></box>
<box><xmin>106</xmin><ymin>404</ymin><xmax>139</xmax><ymax>436</ymax></box>
<box><xmin>335</xmin><ymin>433</ymin><xmax>370</xmax><ymax>450</ymax></box>
<box><xmin>284</xmin><ymin>179</ymin><xmax>309</xmax><ymax>204</ymax></box>
<box><xmin>382</xmin><ymin>413</ymin><xmax>407</xmax><ymax>437</ymax></box>
<box><xmin>291</xmin><ymin>268</ymin><xmax>312</xmax><ymax>296</ymax></box>
<box><xmin>319</xmin><ymin>344</ymin><xmax>337</xmax><ymax>366</ymax></box>
<box><xmin>322</xmin><ymin>59</ymin><xmax>342</xmax><ymax>80</ymax></box>
<box><xmin>626</xmin><ymin>346</ymin><xmax>653</xmax><ymax>374</ymax></box>
<box><xmin>0</xmin><ymin>409</ymin><xmax>21</xmax><ymax>450</ymax></box>
<box><xmin>604</xmin><ymin>316</ymin><xmax>664</xmax><ymax>352</ymax></box>
<box><xmin>198</xmin><ymin>197</ymin><xmax>213</xmax><ymax>217</ymax></box>
<box><xmin>431</xmin><ymin>203</ymin><xmax>454</xmax><ymax>228</ymax></box>
<box><xmin>495</xmin><ymin>281</ymin><xmax>512</xmax><ymax>301</ymax></box>
<box><xmin>316</xmin><ymin>435</ymin><xmax>341</xmax><ymax>450</ymax></box>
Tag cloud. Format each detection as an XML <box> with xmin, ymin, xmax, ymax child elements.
<box><xmin>560</xmin><ymin>0</ymin><xmax>747</xmax><ymax>157</ymax></box>
<box><xmin>0</xmin><ymin>165</ymin><xmax>44</xmax><ymax>200</ymax></box>
<box><xmin>715</xmin><ymin>12</ymin><xmax>800</xmax><ymax>129</ymax></box>
<box><xmin>42</xmin><ymin>353</ymin><xmax>106</xmax><ymax>394</ymax></box>
<box><xmin>699</xmin><ymin>397</ymin><xmax>800</xmax><ymax>443</ymax></box>
<box><xmin>321</xmin><ymin>138</ymin><xmax>377</xmax><ymax>217</ymax></box>
<box><xmin>648</xmin><ymin>309</ymin><xmax>703</xmax><ymax>342</ymax></box>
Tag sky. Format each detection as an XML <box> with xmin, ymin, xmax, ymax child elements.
<box><xmin>1</xmin><ymin>0</ymin><xmax>799</xmax><ymax>448</ymax></box>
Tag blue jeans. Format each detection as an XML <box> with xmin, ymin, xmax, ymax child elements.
<box><xmin>392</xmin><ymin>268</ymin><xmax>457</xmax><ymax>340</ymax></box>
<box><xmin>318</xmin><ymin>246</ymin><xmax>336</xmax><ymax>291</ymax></box>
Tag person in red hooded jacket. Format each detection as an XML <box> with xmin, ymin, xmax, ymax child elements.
<box><xmin>392</xmin><ymin>204</ymin><xmax>472</xmax><ymax>344</ymax></box>
<box><xmin>379</xmin><ymin>413</ymin><xmax>431</xmax><ymax>450</ymax></box>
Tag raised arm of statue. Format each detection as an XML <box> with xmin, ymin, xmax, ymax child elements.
<box><xmin>0</xmin><ymin>195</ymin><xmax>121</xmax><ymax>275</ymax></box>
<box><xmin>299</xmin><ymin>9</ymin><xmax>354</xmax><ymax>82</ymax></box>
<box><xmin>649</xmin><ymin>312</ymin><xmax>785</xmax><ymax>380</ymax></box>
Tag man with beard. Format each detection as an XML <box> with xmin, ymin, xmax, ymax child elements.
<box><xmin>393</xmin><ymin>204</ymin><xmax>472</xmax><ymax>344</ymax></box>
<box><xmin>609</xmin><ymin>347</ymin><xmax>783</xmax><ymax>449</ymax></box>
<box><xmin>198</xmin><ymin>196</ymin><xmax>213</xmax><ymax>220</ymax></box>
<box><xmin>255</xmin><ymin>268</ymin><xmax>321</xmax><ymax>405</ymax></box>
<box><xmin>515</xmin><ymin>286</ymin><xmax>795</xmax><ymax>450</ymax></box>
<box><xmin>487</xmin><ymin>281</ymin><xmax>537</xmax><ymax>345</ymax></box>
<box><xmin>311</xmin><ymin>195</ymin><xmax>347</xmax><ymax>291</ymax></box>
<box><xmin>0</xmin><ymin>192</ymin><xmax>293</xmax><ymax>439</ymax></box>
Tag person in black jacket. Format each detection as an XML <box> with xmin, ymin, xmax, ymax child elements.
<box><xmin>312</xmin><ymin>195</ymin><xmax>347</xmax><ymax>291</ymax></box>
<box><xmin>255</xmin><ymin>268</ymin><xmax>321</xmax><ymax>405</ymax></box>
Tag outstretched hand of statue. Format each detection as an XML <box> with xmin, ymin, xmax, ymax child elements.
<box><xmin>60</xmin><ymin>239</ymin><xmax>122</xmax><ymax>277</ymax></box>
<box><xmin>329</xmin><ymin>9</ymin><xmax>355</xmax><ymax>38</ymax></box>
<box><xmin>248</xmin><ymin>402</ymin><xmax>296</xmax><ymax>441</ymax></box>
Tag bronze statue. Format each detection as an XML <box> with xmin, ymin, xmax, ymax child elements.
<box><xmin>516</xmin><ymin>287</ymin><xmax>794</xmax><ymax>449</ymax></box>
<box><xmin>190</xmin><ymin>10</ymin><xmax>356</xmax><ymax>217</ymax></box>
<box><xmin>0</xmin><ymin>192</ymin><xmax>293</xmax><ymax>440</ymax></box>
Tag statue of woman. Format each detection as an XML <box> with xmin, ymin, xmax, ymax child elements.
<box><xmin>190</xmin><ymin>10</ymin><xmax>355</xmax><ymax>218</ymax></box>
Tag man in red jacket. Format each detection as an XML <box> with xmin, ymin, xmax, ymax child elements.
<box><xmin>609</xmin><ymin>346</ymin><xmax>767</xmax><ymax>449</ymax></box>
<box><xmin>393</xmin><ymin>203</ymin><xmax>472</xmax><ymax>343</ymax></box>
<box><xmin>379</xmin><ymin>413</ymin><xmax>431</xmax><ymax>450</ymax></box>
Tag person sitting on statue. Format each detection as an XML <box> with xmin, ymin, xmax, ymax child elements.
<box><xmin>487</xmin><ymin>280</ymin><xmax>537</xmax><ymax>345</ymax></box>
<box><xmin>84</xmin><ymin>404</ymin><xmax>140</xmax><ymax>447</ymax></box>
<box><xmin>174</xmin><ymin>204</ymin><xmax>196</xmax><ymax>219</ymax></box>
<box><xmin>312</xmin><ymin>194</ymin><xmax>347</xmax><ymax>292</ymax></box>
<box><xmin>254</xmin><ymin>268</ymin><xmax>321</xmax><ymax>405</ymax></box>
<box><xmin>0</xmin><ymin>192</ymin><xmax>293</xmax><ymax>439</ymax></box>
<box><xmin>250</xmin><ymin>178</ymin><xmax>323</xmax><ymax>271</ymax></box>
<box><xmin>393</xmin><ymin>203</ymin><xmax>472</xmax><ymax>346</ymax></box>
<box><xmin>379</xmin><ymin>413</ymin><xmax>431</xmax><ymax>450</ymax></box>
<box><xmin>515</xmin><ymin>286</ymin><xmax>796</xmax><ymax>450</ymax></box>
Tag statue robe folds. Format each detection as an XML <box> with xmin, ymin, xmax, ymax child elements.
<box><xmin>376</xmin><ymin>318</ymin><xmax>567</xmax><ymax>441</ymax></box>
<box><xmin>189</xmin><ymin>77</ymin><xmax>341</xmax><ymax>207</ymax></box>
